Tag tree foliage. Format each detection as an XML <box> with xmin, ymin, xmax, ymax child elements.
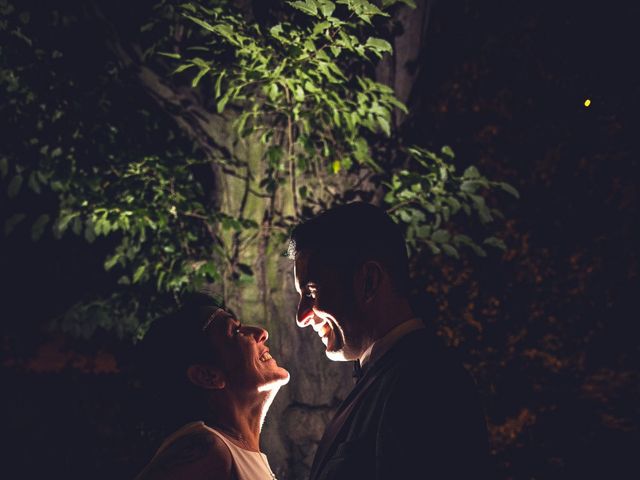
<box><xmin>1</xmin><ymin>0</ymin><xmax>517</xmax><ymax>340</ymax></box>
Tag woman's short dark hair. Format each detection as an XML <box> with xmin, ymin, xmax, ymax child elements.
<box><xmin>136</xmin><ymin>292</ymin><xmax>224</xmax><ymax>428</ymax></box>
<box><xmin>288</xmin><ymin>202</ymin><xmax>410</xmax><ymax>294</ymax></box>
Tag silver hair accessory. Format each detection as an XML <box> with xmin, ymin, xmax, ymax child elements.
<box><xmin>202</xmin><ymin>307</ymin><xmax>225</xmax><ymax>332</ymax></box>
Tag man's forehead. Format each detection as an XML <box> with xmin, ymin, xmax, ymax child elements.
<box><xmin>294</xmin><ymin>249</ymin><xmax>330</xmax><ymax>284</ymax></box>
<box><xmin>294</xmin><ymin>250</ymin><xmax>314</xmax><ymax>281</ymax></box>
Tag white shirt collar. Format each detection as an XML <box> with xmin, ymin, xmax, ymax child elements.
<box><xmin>359</xmin><ymin>318</ymin><xmax>424</xmax><ymax>368</ymax></box>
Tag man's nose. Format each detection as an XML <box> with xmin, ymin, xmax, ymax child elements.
<box><xmin>296</xmin><ymin>297</ymin><xmax>314</xmax><ymax>328</ymax></box>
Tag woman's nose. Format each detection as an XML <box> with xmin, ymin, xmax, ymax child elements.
<box><xmin>244</xmin><ymin>325</ymin><xmax>268</xmax><ymax>343</ymax></box>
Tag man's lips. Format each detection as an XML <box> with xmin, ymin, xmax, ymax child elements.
<box><xmin>312</xmin><ymin>321</ymin><xmax>331</xmax><ymax>338</ymax></box>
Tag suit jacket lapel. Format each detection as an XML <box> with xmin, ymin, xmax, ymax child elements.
<box><xmin>309</xmin><ymin>357</ymin><xmax>390</xmax><ymax>479</ymax></box>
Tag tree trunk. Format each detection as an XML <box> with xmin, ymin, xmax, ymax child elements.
<box><xmin>98</xmin><ymin>1</ymin><xmax>432</xmax><ymax>475</ymax></box>
<box><xmin>376</xmin><ymin>0</ymin><xmax>433</xmax><ymax>129</ymax></box>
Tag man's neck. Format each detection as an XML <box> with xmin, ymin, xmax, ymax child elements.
<box><xmin>358</xmin><ymin>300</ymin><xmax>416</xmax><ymax>364</ymax></box>
<box><xmin>369</xmin><ymin>299</ymin><xmax>415</xmax><ymax>343</ymax></box>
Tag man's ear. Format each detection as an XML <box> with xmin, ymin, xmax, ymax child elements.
<box><xmin>186</xmin><ymin>364</ymin><xmax>225</xmax><ymax>390</ymax></box>
<box><xmin>360</xmin><ymin>260</ymin><xmax>383</xmax><ymax>303</ymax></box>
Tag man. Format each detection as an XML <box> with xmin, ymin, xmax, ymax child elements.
<box><xmin>289</xmin><ymin>202</ymin><xmax>490</xmax><ymax>479</ymax></box>
<box><xmin>135</xmin><ymin>294</ymin><xmax>290</xmax><ymax>480</ymax></box>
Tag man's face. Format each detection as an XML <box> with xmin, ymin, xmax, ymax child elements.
<box><xmin>203</xmin><ymin>308</ymin><xmax>290</xmax><ymax>391</ymax></box>
<box><xmin>294</xmin><ymin>250</ymin><xmax>365</xmax><ymax>361</ymax></box>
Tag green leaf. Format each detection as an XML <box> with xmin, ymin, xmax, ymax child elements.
<box><xmin>54</xmin><ymin>211</ymin><xmax>79</xmax><ymax>238</ymax></box>
<box><xmin>184</xmin><ymin>14</ymin><xmax>217</xmax><ymax>33</ymax></box>
<box><xmin>0</xmin><ymin>157</ymin><xmax>8</xmax><ymax>178</ymax></box>
<box><xmin>31</xmin><ymin>214</ymin><xmax>50</xmax><ymax>241</ymax></box>
<box><xmin>352</xmin><ymin>137</ymin><xmax>370</xmax><ymax>164</ymax></box>
<box><xmin>217</xmin><ymin>90</ymin><xmax>232</xmax><ymax>113</ymax></box>
<box><xmin>483</xmin><ymin>236</ymin><xmax>507</xmax><ymax>250</ymax></box>
<box><xmin>304</xmin><ymin>80</ymin><xmax>321</xmax><ymax>93</ymax></box>
<box><xmin>463</xmin><ymin>165</ymin><xmax>481</xmax><ymax>179</ymax></box>
<box><xmin>181</xmin><ymin>3</ymin><xmax>197</xmax><ymax>13</ymax></box>
<box><xmin>172</xmin><ymin>63</ymin><xmax>194</xmax><ymax>74</ymax></box>
<box><xmin>441</xmin><ymin>145</ymin><xmax>455</xmax><ymax>158</ymax></box>
<box><xmin>304</xmin><ymin>38</ymin><xmax>315</xmax><ymax>52</ymax></box>
<box><xmin>387</xmin><ymin>96</ymin><xmax>408</xmax><ymax>114</ymax></box>
<box><xmin>383</xmin><ymin>0</ymin><xmax>416</xmax><ymax>6</ymax></box>
<box><xmin>270</xmin><ymin>24</ymin><xmax>284</xmax><ymax>38</ymax></box>
<box><xmin>267</xmin><ymin>145</ymin><xmax>283</xmax><ymax>166</ymax></box>
<box><xmin>377</xmin><ymin>115</ymin><xmax>391</xmax><ymax>136</ymax></box>
<box><xmin>318</xmin><ymin>0</ymin><xmax>336</xmax><ymax>17</ymax></box>
<box><xmin>313</xmin><ymin>20</ymin><xmax>331</xmax><ymax>35</ymax></box>
<box><xmin>84</xmin><ymin>223</ymin><xmax>96</xmax><ymax>243</ymax></box>
<box><xmin>215</xmin><ymin>70</ymin><xmax>226</xmax><ymax>98</ymax></box>
<box><xmin>366</xmin><ymin>37</ymin><xmax>393</xmax><ymax>54</ymax></box>
<box><xmin>441</xmin><ymin>243</ymin><xmax>460</xmax><ymax>259</ymax></box>
<box><xmin>158</xmin><ymin>51</ymin><xmax>181</xmax><ymax>59</ymax></box>
<box><xmin>192</xmin><ymin>66</ymin><xmax>210</xmax><ymax>87</ymax></box>
<box><xmin>268</xmin><ymin>82</ymin><xmax>279</xmax><ymax>102</ymax></box>
<box><xmin>7</xmin><ymin>174</ymin><xmax>23</xmax><ymax>198</ymax></box>
<box><xmin>499</xmin><ymin>181</ymin><xmax>520</xmax><ymax>199</ymax></box>
<box><xmin>294</xmin><ymin>85</ymin><xmax>305</xmax><ymax>102</ymax></box>
<box><xmin>332</xmin><ymin>159</ymin><xmax>341</xmax><ymax>173</ymax></box>
<box><xmin>460</xmin><ymin>181</ymin><xmax>478</xmax><ymax>193</ymax></box>
<box><xmin>341</xmin><ymin>156</ymin><xmax>353</xmax><ymax>170</ymax></box>
<box><xmin>288</xmin><ymin>0</ymin><xmax>319</xmax><ymax>16</ymax></box>
<box><xmin>133</xmin><ymin>264</ymin><xmax>146</xmax><ymax>283</ymax></box>
<box><xmin>4</xmin><ymin>213</ymin><xmax>26</xmax><ymax>236</ymax></box>
<box><xmin>431</xmin><ymin>229</ymin><xmax>451</xmax><ymax>243</ymax></box>
<box><xmin>27</xmin><ymin>171</ymin><xmax>41</xmax><ymax>194</ymax></box>
<box><xmin>104</xmin><ymin>254</ymin><xmax>121</xmax><ymax>271</ymax></box>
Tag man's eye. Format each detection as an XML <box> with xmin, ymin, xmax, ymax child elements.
<box><xmin>233</xmin><ymin>325</ymin><xmax>242</xmax><ymax>335</ymax></box>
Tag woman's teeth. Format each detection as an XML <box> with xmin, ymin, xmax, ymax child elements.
<box><xmin>259</xmin><ymin>352</ymin><xmax>273</xmax><ymax>362</ymax></box>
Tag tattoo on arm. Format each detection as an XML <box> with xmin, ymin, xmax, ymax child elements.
<box><xmin>137</xmin><ymin>431</ymin><xmax>217</xmax><ymax>479</ymax></box>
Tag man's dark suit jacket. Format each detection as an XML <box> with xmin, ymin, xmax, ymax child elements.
<box><xmin>309</xmin><ymin>327</ymin><xmax>491</xmax><ymax>480</ymax></box>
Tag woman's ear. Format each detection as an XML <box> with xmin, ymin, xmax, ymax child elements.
<box><xmin>186</xmin><ymin>364</ymin><xmax>225</xmax><ymax>390</ymax></box>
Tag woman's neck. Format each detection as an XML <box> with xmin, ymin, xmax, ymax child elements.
<box><xmin>204</xmin><ymin>391</ymin><xmax>270</xmax><ymax>451</ymax></box>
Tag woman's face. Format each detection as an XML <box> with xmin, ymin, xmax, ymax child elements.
<box><xmin>203</xmin><ymin>308</ymin><xmax>290</xmax><ymax>392</ymax></box>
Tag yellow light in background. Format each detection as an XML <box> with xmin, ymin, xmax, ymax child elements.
<box><xmin>584</xmin><ymin>98</ymin><xmax>591</xmax><ymax>107</ymax></box>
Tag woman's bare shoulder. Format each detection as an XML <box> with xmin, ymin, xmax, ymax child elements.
<box><xmin>135</xmin><ymin>428</ymin><xmax>235</xmax><ymax>480</ymax></box>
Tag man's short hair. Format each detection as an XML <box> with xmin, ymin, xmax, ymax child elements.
<box><xmin>288</xmin><ymin>202</ymin><xmax>410</xmax><ymax>294</ymax></box>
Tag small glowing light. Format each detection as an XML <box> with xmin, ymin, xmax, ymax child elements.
<box><xmin>584</xmin><ymin>99</ymin><xmax>591</xmax><ymax>107</ymax></box>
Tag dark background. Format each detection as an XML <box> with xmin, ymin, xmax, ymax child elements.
<box><xmin>2</xmin><ymin>1</ymin><xmax>638</xmax><ymax>478</ymax></box>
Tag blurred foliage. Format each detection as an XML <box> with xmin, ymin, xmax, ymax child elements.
<box><xmin>402</xmin><ymin>1</ymin><xmax>639</xmax><ymax>478</ymax></box>
<box><xmin>0</xmin><ymin>0</ymin><xmax>516</xmax><ymax>340</ymax></box>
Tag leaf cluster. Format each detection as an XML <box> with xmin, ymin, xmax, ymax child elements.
<box><xmin>384</xmin><ymin>146</ymin><xmax>519</xmax><ymax>258</ymax></box>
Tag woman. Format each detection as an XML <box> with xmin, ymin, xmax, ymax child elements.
<box><xmin>135</xmin><ymin>294</ymin><xmax>290</xmax><ymax>480</ymax></box>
